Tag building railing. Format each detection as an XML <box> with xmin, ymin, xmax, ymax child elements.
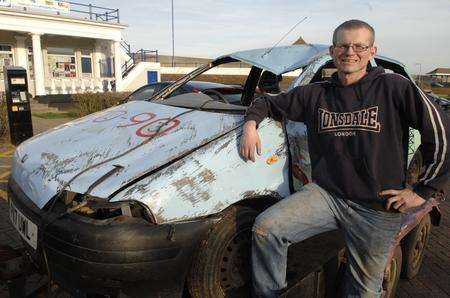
<box><xmin>122</xmin><ymin>49</ymin><xmax>159</xmax><ymax>77</ymax></box>
<box><xmin>44</xmin><ymin>78</ymin><xmax>115</xmax><ymax>94</ymax></box>
<box><xmin>66</xmin><ymin>2</ymin><xmax>120</xmax><ymax>23</ymax></box>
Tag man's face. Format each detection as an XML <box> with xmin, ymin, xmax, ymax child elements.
<box><xmin>329</xmin><ymin>28</ymin><xmax>377</xmax><ymax>75</ymax></box>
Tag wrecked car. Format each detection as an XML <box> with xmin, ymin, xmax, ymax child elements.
<box><xmin>7</xmin><ymin>44</ymin><xmax>442</xmax><ymax>297</ymax></box>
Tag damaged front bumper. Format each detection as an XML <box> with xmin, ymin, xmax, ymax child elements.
<box><xmin>7</xmin><ymin>179</ymin><xmax>217</xmax><ymax>296</ymax></box>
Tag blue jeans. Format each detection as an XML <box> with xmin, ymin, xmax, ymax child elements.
<box><xmin>252</xmin><ymin>183</ymin><xmax>403</xmax><ymax>298</ymax></box>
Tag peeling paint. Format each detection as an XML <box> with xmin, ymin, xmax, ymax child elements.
<box><xmin>198</xmin><ymin>169</ymin><xmax>215</xmax><ymax>183</ymax></box>
<box><xmin>11</xmin><ymin>101</ymin><xmax>242</xmax><ymax>208</ymax></box>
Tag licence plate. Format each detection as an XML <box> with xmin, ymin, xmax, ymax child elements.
<box><xmin>9</xmin><ymin>201</ymin><xmax>38</xmax><ymax>250</ymax></box>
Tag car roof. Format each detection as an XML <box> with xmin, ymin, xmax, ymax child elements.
<box><xmin>223</xmin><ymin>44</ymin><xmax>329</xmax><ymax>75</ymax></box>
<box><xmin>220</xmin><ymin>44</ymin><xmax>407</xmax><ymax>76</ymax></box>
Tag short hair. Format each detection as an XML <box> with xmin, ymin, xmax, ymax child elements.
<box><xmin>332</xmin><ymin>20</ymin><xmax>375</xmax><ymax>45</ymax></box>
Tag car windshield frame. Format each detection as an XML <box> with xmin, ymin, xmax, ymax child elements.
<box><xmin>151</xmin><ymin>57</ymin><xmax>236</xmax><ymax>101</ymax></box>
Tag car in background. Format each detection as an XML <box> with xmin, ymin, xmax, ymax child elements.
<box><xmin>425</xmin><ymin>91</ymin><xmax>450</xmax><ymax>113</ymax></box>
<box><xmin>126</xmin><ymin>81</ymin><xmax>244</xmax><ymax>105</ymax></box>
<box><xmin>7</xmin><ymin>44</ymin><xmax>446</xmax><ymax>297</ymax></box>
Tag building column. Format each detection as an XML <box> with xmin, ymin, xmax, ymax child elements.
<box><xmin>92</xmin><ymin>41</ymin><xmax>102</xmax><ymax>79</ymax></box>
<box><xmin>14</xmin><ymin>36</ymin><xmax>28</xmax><ymax>69</ymax></box>
<box><xmin>30</xmin><ymin>33</ymin><xmax>45</xmax><ymax>96</ymax></box>
<box><xmin>113</xmin><ymin>40</ymin><xmax>122</xmax><ymax>91</ymax></box>
<box><xmin>75</xmin><ymin>49</ymin><xmax>82</xmax><ymax>78</ymax></box>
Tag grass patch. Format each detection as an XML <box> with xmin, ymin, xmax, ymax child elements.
<box><xmin>32</xmin><ymin>111</ymin><xmax>79</xmax><ymax>119</ymax></box>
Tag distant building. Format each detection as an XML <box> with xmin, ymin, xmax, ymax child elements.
<box><xmin>0</xmin><ymin>1</ymin><xmax>132</xmax><ymax>96</ymax></box>
<box><xmin>292</xmin><ymin>36</ymin><xmax>307</xmax><ymax>45</ymax></box>
<box><xmin>427</xmin><ymin>68</ymin><xmax>450</xmax><ymax>83</ymax></box>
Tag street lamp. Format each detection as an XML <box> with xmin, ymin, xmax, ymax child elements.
<box><xmin>171</xmin><ymin>0</ymin><xmax>174</xmax><ymax>67</ymax></box>
<box><xmin>415</xmin><ymin>63</ymin><xmax>422</xmax><ymax>87</ymax></box>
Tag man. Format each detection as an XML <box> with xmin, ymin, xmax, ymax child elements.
<box><xmin>240</xmin><ymin>20</ymin><xmax>449</xmax><ymax>297</ymax></box>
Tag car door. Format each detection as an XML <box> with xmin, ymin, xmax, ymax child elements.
<box><xmin>282</xmin><ymin>56</ymin><xmax>332</xmax><ymax>191</ymax></box>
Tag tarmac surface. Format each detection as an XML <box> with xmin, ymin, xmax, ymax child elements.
<box><xmin>0</xmin><ymin>116</ymin><xmax>449</xmax><ymax>297</ymax></box>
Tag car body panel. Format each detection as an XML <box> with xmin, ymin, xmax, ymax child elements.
<box><xmin>227</xmin><ymin>44</ymin><xmax>329</xmax><ymax>75</ymax></box>
<box><xmin>111</xmin><ymin>119</ymin><xmax>290</xmax><ymax>223</ymax></box>
<box><xmin>11</xmin><ymin>101</ymin><xmax>242</xmax><ymax>209</ymax></box>
<box><xmin>11</xmin><ymin>45</ymin><xmax>424</xmax><ymax>221</ymax></box>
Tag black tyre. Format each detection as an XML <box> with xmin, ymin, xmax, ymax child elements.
<box><xmin>187</xmin><ymin>205</ymin><xmax>258</xmax><ymax>298</ymax></box>
<box><xmin>401</xmin><ymin>214</ymin><xmax>431</xmax><ymax>280</ymax></box>
<box><xmin>382</xmin><ymin>245</ymin><xmax>402</xmax><ymax>298</ymax></box>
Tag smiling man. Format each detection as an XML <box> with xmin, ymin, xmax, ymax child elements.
<box><xmin>240</xmin><ymin>20</ymin><xmax>449</xmax><ymax>297</ymax></box>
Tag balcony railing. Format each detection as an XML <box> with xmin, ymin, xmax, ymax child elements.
<box><xmin>122</xmin><ymin>49</ymin><xmax>159</xmax><ymax>77</ymax></box>
<box><xmin>67</xmin><ymin>2</ymin><xmax>120</xmax><ymax>23</ymax></box>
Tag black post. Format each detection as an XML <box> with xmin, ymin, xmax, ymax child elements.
<box><xmin>171</xmin><ymin>0</ymin><xmax>175</xmax><ymax>67</ymax></box>
<box><xmin>3</xmin><ymin>66</ymin><xmax>33</xmax><ymax>145</ymax></box>
<box><xmin>116</xmin><ymin>9</ymin><xmax>120</xmax><ymax>23</ymax></box>
<box><xmin>89</xmin><ymin>4</ymin><xmax>92</xmax><ymax>20</ymax></box>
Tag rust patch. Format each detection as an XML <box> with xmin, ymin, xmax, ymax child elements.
<box><xmin>241</xmin><ymin>190</ymin><xmax>259</xmax><ymax>198</ymax></box>
<box><xmin>275</xmin><ymin>143</ymin><xmax>286</xmax><ymax>156</ymax></box>
<box><xmin>198</xmin><ymin>169</ymin><xmax>215</xmax><ymax>183</ymax></box>
<box><xmin>266</xmin><ymin>155</ymin><xmax>279</xmax><ymax>165</ymax></box>
<box><xmin>240</xmin><ymin>189</ymin><xmax>281</xmax><ymax>200</ymax></box>
<box><xmin>172</xmin><ymin>176</ymin><xmax>196</xmax><ymax>191</ymax></box>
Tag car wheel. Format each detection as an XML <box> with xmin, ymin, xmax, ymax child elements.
<box><xmin>401</xmin><ymin>213</ymin><xmax>431</xmax><ymax>280</ymax></box>
<box><xmin>187</xmin><ymin>205</ymin><xmax>258</xmax><ymax>298</ymax></box>
<box><xmin>382</xmin><ymin>245</ymin><xmax>402</xmax><ymax>298</ymax></box>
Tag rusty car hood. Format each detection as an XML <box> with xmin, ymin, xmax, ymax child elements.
<box><xmin>11</xmin><ymin>101</ymin><xmax>243</xmax><ymax>209</ymax></box>
<box><xmin>227</xmin><ymin>44</ymin><xmax>329</xmax><ymax>75</ymax></box>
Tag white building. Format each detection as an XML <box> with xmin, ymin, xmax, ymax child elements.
<box><xmin>0</xmin><ymin>1</ymin><xmax>129</xmax><ymax>96</ymax></box>
<box><xmin>0</xmin><ymin>1</ymin><xmax>297</xmax><ymax>98</ymax></box>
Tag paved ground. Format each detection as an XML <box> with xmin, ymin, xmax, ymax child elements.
<box><xmin>0</xmin><ymin>116</ymin><xmax>449</xmax><ymax>297</ymax></box>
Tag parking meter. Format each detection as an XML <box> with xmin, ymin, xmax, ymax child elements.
<box><xmin>3</xmin><ymin>66</ymin><xmax>33</xmax><ymax>145</ymax></box>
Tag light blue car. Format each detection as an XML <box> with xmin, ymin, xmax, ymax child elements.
<box><xmin>8</xmin><ymin>44</ymin><xmax>436</xmax><ymax>297</ymax></box>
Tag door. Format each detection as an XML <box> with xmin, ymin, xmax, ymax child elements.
<box><xmin>147</xmin><ymin>71</ymin><xmax>158</xmax><ymax>84</ymax></box>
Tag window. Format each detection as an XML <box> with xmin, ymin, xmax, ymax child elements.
<box><xmin>81</xmin><ymin>57</ymin><xmax>92</xmax><ymax>75</ymax></box>
<box><xmin>128</xmin><ymin>85</ymin><xmax>157</xmax><ymax>101</ymax></box>
<box><xmin>99</xmin><ymin>57</ymin><xmax>113</xmax><ymax>77</ymax></box>
<box><xmin>0</xmin><ymin>44</ymin><xmax>14</xmax><ymax>80</ymax></box>
<box><xmin>47</xmin><ymin>47</ymin><xmax>76</xmax><ymax>78</ymax></box>
<box><xmin>81</xmin><ymin>50</ymin><xmax>92</xmax><ymax>77</ymax></box>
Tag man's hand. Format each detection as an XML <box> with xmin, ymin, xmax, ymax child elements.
<box><xmin>240</xmin><ymin>120</ymin><xmax>261</xmax><ymax>162</ymax></box>
<box><xmin>380</xmin><ymin>188</ymin><xmax>426</xmax><ymax>213</ymax></box>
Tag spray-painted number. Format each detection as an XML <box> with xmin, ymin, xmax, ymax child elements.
<box><xmin>94</xmin><ymin>111</ymin><xmax>180</xmax><ymax>140</ymax></box>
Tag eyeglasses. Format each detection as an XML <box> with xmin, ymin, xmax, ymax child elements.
<box><xmin>333</xmin><ymin>43</ymin><xmax>371</xmax><ymax>53</ymax></box>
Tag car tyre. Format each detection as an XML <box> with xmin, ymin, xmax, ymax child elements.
<box><xmin>382</xmin><ymin>245</ymin><xmax>402</xmax><ymax>298</ymax></box>
<box><xmin>187</xmin><ymin>205</ymin><xmax>258</xmax><ymax>298</ymax></box>
<box><xmin>400</xmin><ymin>213</ymin><xmax>431</xmax><ymax>280</ymax></box>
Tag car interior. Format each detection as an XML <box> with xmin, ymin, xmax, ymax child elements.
<box><xmin>149</xmin><ymin>56</ymin><xmax>412</xmax><ymax>113</ymax></box>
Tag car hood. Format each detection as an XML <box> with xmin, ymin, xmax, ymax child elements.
<box><xmin>227</xmin><ymin>44</ymin><xmax>329</xmax><ymax>75</ymax></box>
<box><xmin>11</xmin><ymin>101</ymin><xmax>242</xmax><ymax>209</ymax></box>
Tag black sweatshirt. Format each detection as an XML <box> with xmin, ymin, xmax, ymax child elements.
<box><xmin>245</xmin><ymin>67</ymin><xmax>449</xmax><ymax>205</ymax></box>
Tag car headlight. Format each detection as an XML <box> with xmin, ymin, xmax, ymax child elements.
<box><xmin>63</xmin><ymin>191</ymin><xmax>156</xmax><ymax>224</ymax></box>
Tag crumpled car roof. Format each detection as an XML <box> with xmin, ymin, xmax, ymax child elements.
<box><xmin>225</xmin><ymin>44</ymin><xmax>329</xmax><ymax>75</ymax></box>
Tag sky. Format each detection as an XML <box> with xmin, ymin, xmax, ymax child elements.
<box><xmin>89</xmin><ymin>0</ymin><xmax>450</xmax><ymax>74</ymax></box>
